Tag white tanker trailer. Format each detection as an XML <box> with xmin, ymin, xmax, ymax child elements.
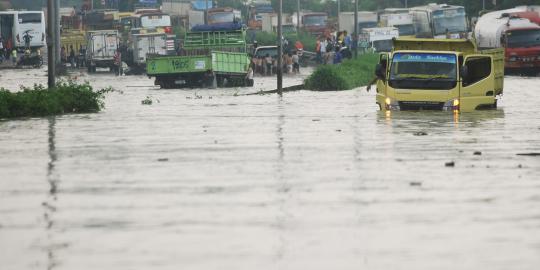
<box><xmin>475</xmin><ymin>7</ymin><xmax>540</xmax><ymax>74</ymax></box>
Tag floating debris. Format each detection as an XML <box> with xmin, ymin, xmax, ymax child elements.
<box><xmin>473</xmin><ymin>151</ymin><xmax>482</xmax><ymax>155</ymax></box>
<box><xmin>157</xmin><ymin>158</ymin><xmax>169</xmax><ymax>162</ymax></box>
<box><xmin>413</xmin><ymin>131</ymin><xmax>428</xmax><ymax>136</ymax></box>
<box><xmin>445</xmin><ymin>161</ymin><xmax>455</xmax><ymax>167</ymax></box>
<box><xmin>141</xmin><ymin>96</ymin><xmax>153</xmax><ymax>105</ymax></box>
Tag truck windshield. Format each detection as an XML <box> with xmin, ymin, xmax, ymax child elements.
<box><xmin>433</xmin><ymin>9</ymin><xmax>467</xmax><ymax>35</ymax></box>
<box><xmin>18</xmin><ymin>13</ymin><xmax>42</xmax><ymax>24</ymax></box>
<box><xmin>209</xmin><ymin>12</ymin><xmax>235</xmax><ymax>24</ymax></box>
<box><xmin>507</xmin><ymin>29</ymin><xmax>540</xmax><ymax>48</ymax></box>
<box><xmin>358</xmin><ymin>21</ymin><xmax>378</xmax><ymax>31</ymax></box>
<box><xmin>373</xmin><ymin>40</ymin><xmax>393</xmax><ymax>52</ymax></box>
<box><xmin>396</xmin><ymin>24</ymin><xmax>415</xmax><ymax>36</ymax></box>
<box><xmin>255</xmin><ymin>47</ymin><xmax>278</xmax><ymax>58</ymax></box>
<box><xmin>304</xmin><ymin>15</ymin><xmax>326</xmax><ymax>26</ymax></box>
<box><xmin>389</xmin><ymin>53</ymin><xmax>457</xmax><ymax>90</ymax></box>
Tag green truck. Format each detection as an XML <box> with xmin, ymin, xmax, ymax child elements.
<box><xmin>146</xmin><ymin>30</ymin><xmax>252</xmax><ymax>88</ymax></box>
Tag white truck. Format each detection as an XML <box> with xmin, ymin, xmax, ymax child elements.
<box><xmin>380</xmin><ymin>9</ymin><xmax>415</xmax><ymax>37</ymax></box>
<box><xmin>338</xmin><ymin>11</ymin><xmax>378</xmax><ymax>34</ymax></box>
<box><xmin>86</xmin><ymin>30</ymin><xmax>119</xmax><ymax>73</ymax></box>
<box><xmin>0</xmin><ymin>10</ymin><xmax>46</xmax><ymax>50</ymax></box>
<box><xmin>409</xmin><ymin>3</ymin><xmax>469</xmax><ymax>39</ymax></box>
<box><xmin>130</xmin><ymin>32</ymin><xmax>170</xmax><ymax>73</ymax></box>
<box><xmin>261</xmin><ymin>13</ymin><xmax>291</xmax><ymax>33</ymax></box>
<box><xmin>359</xmin><ymin>27</ymin><xmax>399</xmax><ymax>52</ymax></box>
<box><xmin>188</xmin><ymin>10</ymin><xmax>205</xmax><ymax>29</ymax></box>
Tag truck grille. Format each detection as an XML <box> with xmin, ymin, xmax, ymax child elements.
<box><xmin>398</xmin><ymin>101</ymin><xmax>444</xmax><ymax>111</ymax></box>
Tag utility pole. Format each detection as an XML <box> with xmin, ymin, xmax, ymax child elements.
<box><xmin>277</xmin><ymin>0</ymin><xmax>283</xmax><ymax>95</ymax></box>
<box><xmin>205</xmin><ymin>0</ymin><xmax>209</xmax><ymax>24</ymax></box>
<box><xmin>296</xmin><ymin>0</ymin><xmax>300</xmax><ymax>34</ymax></box>
<box><xmin>337</xmin><ymin>0</ymin><xmax>340</xmax><ymax>31</ymax></box>
<box><xmin>54</xmin><ymin>0</ymin><xmax>60</xmax><ymax>71</ymax></box>
<box><xmin>405</xmin><ymin>0</ymin><xmax>407</xmax><ymax>8</ymax></box>
<box><xmin>47</xmin><ymin>0</ymin><xmax>56</xmax><ymax>88</ymax></box>
<box><xmin>354</xmin><ymin>0</ymin><xmax>358</xmax><ymax>58</ymax></box>
<box><xmin>483</xmin><ymin>0</ymin><xmax>485</xmax><ymax>11</ymax></box>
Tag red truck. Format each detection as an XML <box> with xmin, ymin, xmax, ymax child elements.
<box><xmin>475</xmin><ymin>8</ymin><xmax>540</xmax><ymax>75</ymax></box>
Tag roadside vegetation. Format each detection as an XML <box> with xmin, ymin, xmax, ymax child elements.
<box><xmin>304</xmin><ymin>53</ymin><xmax>379</xmax><ymax>91</ymax></box>
<box><xmin>0</xmin><ymin>81</ymin><xmax>112</xmax><ymax>118</ymax></box>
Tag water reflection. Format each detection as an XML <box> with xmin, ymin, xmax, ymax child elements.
<box><xmin>44</xmin><ymin>117</ymin><xmax>58</xmax><ymax>270</ymax></box>
<box><xmin>274</xmin><ymin>97</ymin><xmax>289</xmax><ymax>263</ymax></box>
<box><xmin>377</xmin><ymin>109</ymin><xmax>505</xmax><ymax>127</ymax></box>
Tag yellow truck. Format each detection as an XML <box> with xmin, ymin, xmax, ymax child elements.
<box><xmin>374</xmin><ymin>38</ymin><xmax>504</xmax><ymax>112</ymax></box>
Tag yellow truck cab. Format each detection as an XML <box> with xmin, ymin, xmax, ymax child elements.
<box><xmin>374</xmin><ymin>38</ymin><xmax>504</xmax><ymax>112</ymax></box>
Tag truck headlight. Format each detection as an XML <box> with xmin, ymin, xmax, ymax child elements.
<box><xmin>443</xmin><ymin>99</ymin><xmax>460</xmax><ymax>111</ymax></box>
<box><xmin>385</xmin><ymin>98</ymin><xmax>400</xmax><ymax>110</ymax></box>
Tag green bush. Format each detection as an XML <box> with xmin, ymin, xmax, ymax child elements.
<box><xmin>305</xmin><ymin>53</ymin><xmax>379</xmax><ymax>91</ymax></box>
<box><xmin>0</xmin><ymin>81</ymin><xmax>111</xmax><ymax>118</ymax></box>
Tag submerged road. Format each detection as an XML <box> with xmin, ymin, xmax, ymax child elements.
<box><xmin>1</xmin><ymin>68</ymin><xmax>540</xmax><ymax>270</ymax></box>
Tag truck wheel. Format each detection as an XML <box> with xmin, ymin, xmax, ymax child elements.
<box><xmin>216</xmin><ymin>76</ymin><xmax>225</xmax><ymax>87</ymax></box>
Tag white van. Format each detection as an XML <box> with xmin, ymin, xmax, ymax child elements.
<box><xmin>0</xmin><ymin>11</ymin><xmax>46</xmax><ymax>49</ymax></box>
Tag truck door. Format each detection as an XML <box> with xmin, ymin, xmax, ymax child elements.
<box><xmin>375</xmin><ymin>53</ymin><xmax>389</xmax><ymax>110</ymax></box>
<box><xmin>459</xmin><ymin>55</ymin><xmax>496</xmax><ymax>111</ymax></box>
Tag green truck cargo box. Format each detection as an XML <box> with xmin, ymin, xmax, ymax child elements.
<box><xmin>146</xmin><ymin>30</ymin><xmax>252</xmax><ymax>88</ymax></box>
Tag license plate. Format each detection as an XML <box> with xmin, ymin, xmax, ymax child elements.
<box><xmin>175</xmin><ymin>80</ymin><xmax>185</xmax><ymax>84</ymax></box>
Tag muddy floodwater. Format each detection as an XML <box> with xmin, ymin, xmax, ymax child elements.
<box><xmin>1</xmin><ymin>67</ymin><xmax>540</xmax><ymax>270</ymax></box>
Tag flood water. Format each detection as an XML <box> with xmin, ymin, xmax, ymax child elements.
<box><xmin>1</xmin><ymin>68</ymin><xmax>540</xmax><ymax>270</ymax></box>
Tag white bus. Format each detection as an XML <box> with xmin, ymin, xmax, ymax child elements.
<box><xmin>0</xmin><ymin>10</ymin><xmax>46</xmax><ymax>50</ymax></box>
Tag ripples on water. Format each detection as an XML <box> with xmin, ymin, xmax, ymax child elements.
<box><xmin>0</xmin><ymin>69</ymin><xmax>539</xmax><ymax>270</ymax></box>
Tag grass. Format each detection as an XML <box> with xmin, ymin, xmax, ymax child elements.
<box><xmin>304</xmin><ymin>53</ymin><xmax>379</xmax><ymax>91</ymax></box>
<box><xmin>0</xmin><ymin>81</ymin><xmax>112</xmax><ymax>119</ymax></box>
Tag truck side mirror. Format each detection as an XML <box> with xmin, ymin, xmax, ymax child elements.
<box><xmin>375</xmin><ymin>64</ymin><xmax>386</xmax><ymax>80</ymax></box>
<box><xmin>460</xmin><ymin>66</ymin><xmax>468</xmax><ymax>81</ymax></box>
<box><xmin>500</xmin><ymin>34</ymin><xmax>507</xmax><ymax>47</ymax></box>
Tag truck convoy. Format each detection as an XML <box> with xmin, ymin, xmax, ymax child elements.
<box><xmin>379</xmin><ymin>8</ymin><xmax>416</xmax><ymax>37</ymax></box>
<box><xmin>475</xmin><ymin>7</ymin><xmax>540</xmax><ymax>75</ymax></box>
<box><xmin>373</xmin><ymin>38</ymin><xmax>504</xmax><ymax>112</ymax></box>
<box><xmin>409</xmin><ymin>3</ymin><xmax>469</xmax><ymax>39</ymax></box>
<box><xmin>146</xmin><ymin>29</ymin><xmax>251</xmax><ymax>89</ymax></box>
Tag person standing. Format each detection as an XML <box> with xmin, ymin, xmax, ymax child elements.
<box><xmin>78</xmin><ymin>45</ymin><xmax>86</xmax><ymax>68</ymax></box>
<box><xmin>113</xmin><ymin>49</ymin><xmax>122</xmax><ymax>76</ymax></box>
<box><xmin>69</xmin><ymin>45</ymin><xmax>76</xmax><ymax>67</ymax></box>
<box><xmin>6</xmin><ymin>38</ymin><xmax>12</xmax><ymax>59</ymax></box>
<box><xmin>11</xmin><ymin>49</ymin><xmax>17</xmax><ymax>66</ymax></box>
<box><xmin>315</xmin><ymin>38</ymin><xmax>322</xmax><ymax>64</ymax></box>
<box><xmin>320</xmin><ymin>38</ymin><xmax>327</xmax><ymax>65</ymax></box>
<box><xmin>292</xmin><ymin>51</ymin><xmax>300</xmax><ymax>74</ymax></box>
<box><xmin>286</xmin><ymin>52</ymin><xmax>293</xmax><ymax>74</ymax></box>
<box><xmin>344</xmin><ymin>31</ymin><xmax>351</xmax><ymax>48</ymax></box>
<box><xmin>264</xmin><ymin>54</ymin><xmax>273</xmax><ymax>76</ymax></box>
<box><xmin>0</xmin><ymin>36</ymin><xmax>4</xmax><ymax>63</ymax></box>
<box><xmin>60</xmin><ymin>47</ymin><xmax>66</xmax><ymax>64</ymax></box>
<box><xmin>333</xmin><ymin>47</ymin><xmax>343</xmax><ymax>64</ymax></box>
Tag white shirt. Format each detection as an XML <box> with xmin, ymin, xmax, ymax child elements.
<box><xmin>320</xmin><ymin>40</ymin><xmax>327</xmax><ymax>53</ymax></box>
